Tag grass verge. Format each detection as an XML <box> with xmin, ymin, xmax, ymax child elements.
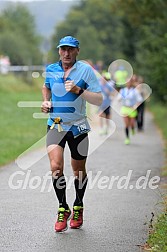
<box><xmin>144</xmin><ymin>101</ymin><xmax>167</xmax><ymax>252</ymax></box>
<box><xmin>146</xmin><ymin>210</ymin><xmax>167</xmax><ymax>251</ymax></box>
<box><xmin>148</xmin><ymin>102</ymin><xmax>167</xmax><ymax>176</ymax></box>
<box><xmin>0</xmin><ymin>73</ymin><xmax>46</xmax><ymax>167</ymax></box>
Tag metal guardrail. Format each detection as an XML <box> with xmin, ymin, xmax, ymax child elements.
<box><xmin>0</xmin><ymin>65</ymin><xmax>45</xmax><ymax>75</ymax></box>
<box><xmin>8</xmin><ymin>65</ymin><xmax>45</xmax><ymax>72</ymax></box>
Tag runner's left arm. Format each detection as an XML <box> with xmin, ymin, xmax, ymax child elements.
<box><xmin>65</xmin><ymin>80</ymin><xmax>102</xmax><ymax>106</ymax></box>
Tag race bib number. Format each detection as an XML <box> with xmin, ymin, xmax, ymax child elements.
<box><xmin>70</xmin><ymin>119</ymin><xmax>90</xmax><ymax>137</ymax></box>
<box><xmin>77</xmin><ymin>123</ymin><xmax>87</xmax><ymax>132</ymax></box>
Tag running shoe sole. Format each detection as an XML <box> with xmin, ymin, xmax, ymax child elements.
<box><xmin>70</xmin><ymin>224</ymin><xmax>83</xmax><ymax>229</ymax></box>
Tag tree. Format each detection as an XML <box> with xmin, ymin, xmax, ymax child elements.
<box><xmin>115</xmin><ymin>0</ymin><xmax>167</xmax><ymax>102</ymax></box>
<box><xmin>49</xmin><ymin>0</ymin><xmax>167</xmax><ymax>102</ymax></box>
<box><xmin>0</xmin><ymin>4</ymin><xmax>42</xmax><ymax>65</ymax></box>
<box><xmin>50</xmin><ymin>0</ymin><xmax>124</xmax><ymax>65</ymax></box>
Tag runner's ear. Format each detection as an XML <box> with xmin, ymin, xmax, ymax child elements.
<box><xmin>76</xmin><ymin>48</ymin><xmax>80</xmax><ymax>55</ymax></box>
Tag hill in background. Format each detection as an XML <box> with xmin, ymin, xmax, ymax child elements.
<box><xmin>0</xmin><ymin>0</ymin><xmax>78</xmax><ymax>37</ymax></box>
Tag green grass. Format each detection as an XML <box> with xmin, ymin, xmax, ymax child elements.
<box><xmin>148</xmin><ymin>102</ymin><xmax>167</xmax><ymax>176</ymax></box>
<box><xmin>0</xmin><ymin>74</ymin><xmax>46</xmax><ymax>166</ymax></box>
<box><xmin>145</xmin><ymin>101</ymin><xmax>167</xmax><ymax>252</ymax></box>
<box><xmin>146</xmin><ymin>210</ymin><xmax>167</xmax><ymax>252</ymax></box>
<box><xmin>149</xmin><ymin>103</ymin><xmax>167</xmax><ymax>140</ymax></box>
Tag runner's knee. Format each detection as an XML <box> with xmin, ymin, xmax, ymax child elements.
<box><xmin>50</xmin><ymin>160</ymin><xmax>63</xmax><ymax>176</ymax></box>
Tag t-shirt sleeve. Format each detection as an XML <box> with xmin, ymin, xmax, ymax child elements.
<box><xmin>117</xmin><ymin>88</ymin><xmax>123</xmax><ymax>100</ymax></box>
<box><xmin>45</xmin><ymin>66</ymin><xmax>51</xmax><ymax>89</ymax></box>
<box><xmin>108</xmin><ymin>82</ymin><xmax>114</xmax><ymax>92</ymax></box>
<box><xmin>84</xmin><ymin>66</ymin><xmax>101</xmax><ymax>93</ymax></box>
<box><xmin>135</xmin><ymin>89</ymin><xmax>143</xmax><ymax>103</ymax></box>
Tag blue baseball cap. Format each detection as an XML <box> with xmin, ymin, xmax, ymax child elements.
<box><xmin>57</xmin><ymin>36</ymin><xmax>80</xmax><ymax>48</ymax></box>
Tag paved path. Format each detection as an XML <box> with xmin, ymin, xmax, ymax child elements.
<box><xmin>0</xmin><ymin>109</ymin><xmax>165</xmax><ymax>252</ymax></box>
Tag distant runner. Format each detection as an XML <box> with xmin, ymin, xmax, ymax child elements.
<box><xmin>117</xmin><ymin>78</ymin><xmax>143</xmax><ymax>144</ymax></box>
<box><xmin>114</xmin><ymin>65</ymin><xmax>128</xmax><ymax>90</ymax></box>
<box><xmin>98</xmin><ymin>72</ymin><xmax>114</xmax><ymax>135</ymax></box>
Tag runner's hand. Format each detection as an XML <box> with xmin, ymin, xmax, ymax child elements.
<box><xmin>41</xmin><ymin>101</ymin><xmax>52</xmax><ymax>113</ymax></box>
<box><xmin>65</xmin><ymin>80</ymin><xmax>80</xmax><ymax>94</ymax></box>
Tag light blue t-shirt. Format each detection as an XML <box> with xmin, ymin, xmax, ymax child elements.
<box><xmin>45</xmin><ymin>60</ymin><xmax>101</xmax><ymax>132</ymax></box>
<box><xmin>119</xmin><ymin>87</ymin><xmax>143</xmax><ymax>107</ymax></box>
<box><xmin>99</xmin><ymin>80</ymin><xmax>114</xmax><ymax>111</ymax></box>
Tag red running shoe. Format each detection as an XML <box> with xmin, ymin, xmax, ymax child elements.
<box><xmin>70</xmin><ymin>206</ymin><xmax>83</xmax><ymax>229</ymax></box>
<box><xmin>55</xmin><ymin>207</ymin><xmax>71</xmax><ymax>232</ymax></box>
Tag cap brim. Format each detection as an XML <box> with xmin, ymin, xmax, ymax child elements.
<box><xmin>57</xmin><ymin>43</ymin><xmax>78</xmax><ymax>48</ymax></box>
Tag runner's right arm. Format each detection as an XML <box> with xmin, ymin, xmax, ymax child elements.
<box><xmin>41</xmin><ymin>84</ymin><xmax>52</xmax><ymax>113</ymax></box>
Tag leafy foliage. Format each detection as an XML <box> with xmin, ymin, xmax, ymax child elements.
<box><xmin>50</xmin><ymin>0</ymin><xmax>167</xmax><ymax>103</ymax></box>
<box><xmin>0</xmin><ymin>4</ymin><xmax>42</xmax><ymax>65</ymax></box>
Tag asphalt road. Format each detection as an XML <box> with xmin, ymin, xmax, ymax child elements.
<box><xmin>0</xmin><ymin>109</ymin><xmax>165</xmax><ymax>252</ymax></box>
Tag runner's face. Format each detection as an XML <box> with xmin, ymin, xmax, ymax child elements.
<box><xmin>59</xmin><ymin>46</ymin><xmax>79</xmax><ymax>66</ymax></box>
<box><xmin>127</xmin><ymin>79</ymin><xmax>133</xmax><ymax>88</ymax></box>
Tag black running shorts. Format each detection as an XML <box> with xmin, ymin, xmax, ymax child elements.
<box><xmin>46</xmin><ymin>126</ymin><xmax>89</xmax><ymax>160</ymax></box>
<box><xmin>103</xmin><ymin>106</ymin><xmax>111</xmax><ymax>116</ymax></box>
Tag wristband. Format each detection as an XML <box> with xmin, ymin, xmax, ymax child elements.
<box><xmin>78</xmin><ymin>88</ymin><xmax>84</xmax><ymax>95</ymax></box>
